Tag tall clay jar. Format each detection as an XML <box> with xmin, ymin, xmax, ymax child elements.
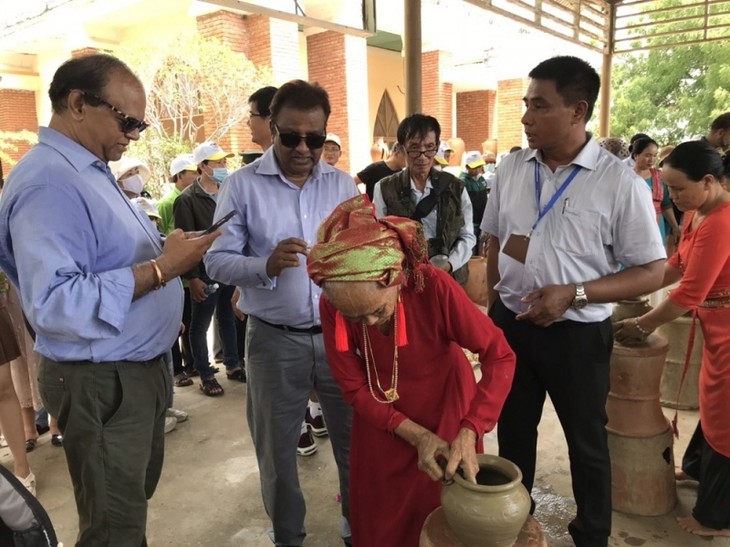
<box><xmin>441</xmin><ymin>454</ymin><xmax>530</xmax><ymax>547</ymax></box>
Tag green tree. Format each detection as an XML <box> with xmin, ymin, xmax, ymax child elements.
<box><xmin>117</xmin><ymin>35</ymin><xmax>271</xmax><ymax>197</ymax></box>
<box><xmin>610</xmin><ymin>1</ymin><xmax>730</xmax><ymax>144</ymax></box>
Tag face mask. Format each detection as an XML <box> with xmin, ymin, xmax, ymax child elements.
<box><xmin>120</xmin><ymin>174</ymin><xmax>144</xmax><ymax>195</ymax></box>
<box><xmin>212</xmin><ymin>168</ymin><xmax>228</xmax><ymax>183</ymax></box>
<box><xmin>485</xmin><ymin>164</ymin><xmax>496</xmax><ymax>173</ymax></box>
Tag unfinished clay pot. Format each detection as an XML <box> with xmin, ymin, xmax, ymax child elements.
<box><xmin>441</xmin><ymin>454</ymin><xmax>530</xmax><ymax>547</ymax></box>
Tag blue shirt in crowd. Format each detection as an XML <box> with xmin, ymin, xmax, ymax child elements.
<box><xmin>0</xmin><ymin>127</ymin><xmax>182</xmax><ymax>362</ymax></box>
<box><xmin>204</xmin><ymin>147</ymin><xmax>359</xmax><ymax>329</ymax></box>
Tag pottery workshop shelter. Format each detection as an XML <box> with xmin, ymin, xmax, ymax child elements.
<box><xmin>401</xmin><ymin>0</ymin><xmax>730</xmax><ymax>136</ymax></box>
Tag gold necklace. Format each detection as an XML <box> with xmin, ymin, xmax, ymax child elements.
<box><xmin>362</xmin><ymin>312</ymin><xmax>399</xmax><ymax>404</ymax></box>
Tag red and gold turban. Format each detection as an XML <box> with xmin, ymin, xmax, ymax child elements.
<box><xmin>307</xmin><ymin>195</ymin><xmax>428</xmax><ymax>290</ymax></box>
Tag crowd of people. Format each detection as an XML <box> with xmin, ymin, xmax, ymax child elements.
<box><xmin>0</xmin><ymin>49</ymin><xmax>729</xmax><ymax>547</ymax></box>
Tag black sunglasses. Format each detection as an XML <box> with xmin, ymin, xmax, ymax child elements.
<box><xmin>274</xmin><ymin>124</ymin><xmax>327</xmax><ymax>149</ymax></box>
<box><xmin>84</xmin><ymin>92</ymin><xmax>149</xmax><ymax>134</ymax></box>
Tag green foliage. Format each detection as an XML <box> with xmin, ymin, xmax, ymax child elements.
<box><xmin>0</xmin><ymin>130</ymin><xmax>38</xmax><ymax>174</ymax></box>
<box><xmin>116</xmin><ymin>34</ymin><xmax>271</xmax><ymax>198</ymax></box>
<box><xmin>610</xmin><ymin>0</ymin><xmax>730</xmax><ymax>145</ymax></box>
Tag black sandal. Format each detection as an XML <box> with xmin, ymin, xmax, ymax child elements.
<box><xmin>25</xmin><ymin>439</ymin><xmax>37</xmax><ymax>452</ymax></box>
<box><xmin>200</xmin><ymin>377</ymin><xmax>224</xmax><ymax>397</ymax></box>
<box><xmin>226</xmin><ymin>368</ymin><xmax>247</xmax><ymax>383</ymax></box>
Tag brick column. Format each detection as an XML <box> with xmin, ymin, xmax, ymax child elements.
<box><xmin>421</xmin><ymin>50</ymin><xmax>453</xmax><ymax>139</ymax></box>
<box><xmin>497</xmin><ymin>78</ymin><xmax>529</xmax><ymax>155</ymax></box>
<box><xmin>307</xmin><ymin>31</ymin><xmax>368</xmax><ymax>174</ymax></box>
<box><xmin>0</xmin><ymin>89</ymin><xmax>38</xmax><ymax>165</ymax></box>
<box><xmin>456</xmin><ymin>90</ymin><xmax>496</xmax><ymax>152</ymax></box>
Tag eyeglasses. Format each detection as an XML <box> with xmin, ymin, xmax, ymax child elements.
<box><xmin>406</xmin><ymin>147</ymin><xmax>438</xmax><ymax>159</ymax></box>
<box><xmin>84</xmin><ymin>92</ymin><xmax>149</xmax><ymax>134</ymax></box>
<box><xmin>275</xmin><ymin>125</ymin><xmax>327</xmax><ymax>149</ymax></box>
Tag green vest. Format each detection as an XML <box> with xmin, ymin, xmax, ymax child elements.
<box><xmin>379</xmin><ymin>168</ymin><xmax>469</xmax><ymax>286</ymax></box>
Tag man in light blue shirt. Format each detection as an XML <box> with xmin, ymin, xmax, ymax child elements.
<box><xmin>0</xmin><ymin>53</ymin><xmax>218</xmax><ymax>546</ymax></box>
<box><xmin>205</xmin><ymin>80</ymin><xmax>358</xmax><ymax>547</ymax></box>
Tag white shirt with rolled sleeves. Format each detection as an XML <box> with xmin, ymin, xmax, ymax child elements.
<box><xmin>481</xmin><ymin>137</ymin><xmax>666</xmax><ymax>323</ymax></box>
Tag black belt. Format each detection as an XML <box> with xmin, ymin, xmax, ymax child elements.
<box><xmin>256</xmin><ymin>317</ymin><xmax>323</xmax><ymax>334</ymax></box>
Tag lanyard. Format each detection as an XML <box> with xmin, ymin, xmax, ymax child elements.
<box><xmin>530</xmin><ymin>162</ymin><xmax>582</xmax><ymax>236</ymax></box>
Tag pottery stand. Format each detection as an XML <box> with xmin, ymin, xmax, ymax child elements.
<box><xmin>419</xmin><ymin>510</ymin><xmax>546</xmax><ymax>547</ymax></box>
<box><xmin>657</xmin><ymin>315</ymin><xmax>702</xmax><ymax>410</ymax></box>
<box><xmin>606</xmin><ymin>333</ymin><xmax>677</xmax><ymax>515</ymax></box>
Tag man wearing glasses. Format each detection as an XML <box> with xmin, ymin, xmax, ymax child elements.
<box><xmin>373</xmin><ymin>113</ymin><xmax>476</xmax><ymax>285</ymax></box>
<box><xmin>0</xmin><ymin>53</ymin><xmax>220</xmax><ymax>545</ymax></box>
<box><xmin>205</xmin><ymin>79</ymin><xmax>357</xmax><ymax>547</ymax></box>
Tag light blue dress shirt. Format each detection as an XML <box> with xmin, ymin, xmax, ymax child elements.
<box><xmin>204</xmin><ymin>147</ymin><xmax>359</xmax><ymax>329</ymax></box>
<box><xmin>0</xmin><ymin>127</ymin><xmax>182</xmax><ymax>362</ymax></box>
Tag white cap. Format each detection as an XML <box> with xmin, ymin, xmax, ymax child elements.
<box><xmin>325</xmin><ymin>133</ymin><xmax>341</xmax><ymax>148</ymax></box>
<box><xmin>192</xmin><ymin>142</ymin><xmax>234</xmax><ymax>166</ymax></box>
<box><xmin>108</xmin><ymin>156</ymin><xmax>151</xmax><ymax>183</ymax></box>
<box><xmin>465</xmin><ymin>151</ymin><xmax>486</xmax><ymax>169</ymax></box>
<box><xmin>131</xmin><ymin>197</ymin><xmax>161</xmax><ymax>219</ymax></box>
<box><xmin>169</xmin><ymin>153</ymin><xmax>197</xmax><ymax>176</ymax></box>
<box><xmin>434</xmin><ymin>141</ymin><xmax>454</xmax><ymax>166</ymax></box>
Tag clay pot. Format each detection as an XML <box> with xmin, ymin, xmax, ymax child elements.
<box><xmin>447</xmin><ymin>138</ymin><xmax>465</xmax><ymax>167</ymax></box>
<box><xmin>606</xmin><ymin>333</ymin><xmax>669</xmax><ymax>437</ymax></box>
<box><xmin>611</xmin><ymin>297</ymin><xmax>652</xmax><ymax>322</ymax></box>
<box><xmin>441</xmin><ymin>455</ymin><xmax>530</xmax><ymax>547</ymax></box>
<box><xmin>608</xmin><ymin>424</ymin><xmax>677</xmax><ymax>516</ymax></box>
<box><xmin>657</xmin><ymin>315</ymin><xmax>702</xmax><ymax>409</ymax></box>
<box><xmin>464</xmin><ymin>257</ymin><xmax>488</xmax><ymax>307</ymax></box>
<box><xmin>481</xmin><ymin>139</ymin><xmax>498</xmax><ymax>156</ymax></box>
<box><xmin>370</xmin><ymin>137</ymin><xmax>386</xmax><ymax>162</ymax></box>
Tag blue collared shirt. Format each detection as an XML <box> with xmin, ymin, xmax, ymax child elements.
<box><xmin>0</xmin><ymin>127</ymin><xmax>183</xmax><ymax>362</ymax></box>
<box><xmin>204</xmin><ymin>147</ymin><xmax>359</xmax><ymax>328</ymax></box>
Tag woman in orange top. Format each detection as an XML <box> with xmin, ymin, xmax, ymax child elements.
<box><xmin>615</xmin><ymin>141</ymin><xmax>730</xmax><ymax>537</ymax></box>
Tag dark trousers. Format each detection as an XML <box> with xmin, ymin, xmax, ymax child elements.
<box><xmin>489</xmin><ymin>298</ymin><xmax>613</xmax><ymax>547</ymax></box>
<box><xmin>189</xmin><ymin>283</ymin><xmax>238</xmax><ymax>378</ymax></box>
<box><xmin>37</xmin><ymin>355</ymin><xmax>168</xmax><ymax>547</ymax></box>
<box><xmin>681</xmin><ymin>421</ymin><xmax>730</xmax><ymax>529</ymax></box>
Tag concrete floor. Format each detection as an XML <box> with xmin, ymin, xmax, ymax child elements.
<box><xmin>3</xmin><ymin>375</ymin><xmax>730</xmax><ymax>546</ymax></box>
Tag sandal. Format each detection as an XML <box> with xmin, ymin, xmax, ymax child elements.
<box><xmin>226</xmin><ymin>368</ymin><xmax>247</xmax><ymax>383</ymax></box>
<box><xmin>25</xmin><ymin>438</ymin><xmax>37</xmax><ymax>452</ymax></box>
<box><xmin>174</xmin><ymin>373</ymin><xmax>194</xmax><ymax>387</ymax></box>
<box><xmin>51</xmin><ymin>434</ymin><xmax>63</xmax><ymax>447</ymax></box>
<box><xmin>200</xmin><ymin>377</ymin><xmax>224</xmax><ymax>397</ymax></box>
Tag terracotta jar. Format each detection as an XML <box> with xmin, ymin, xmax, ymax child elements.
<box><xmin>441</xmin><ymin>454</ymin><xmax>530</xmax><ymax>547</ymax></box>
<box><xmin>464</xmin><ymin>257</ymin><xmax>488</xmax><ymax>307</ymax></box>
<box><xmin>606</xmin><ymin>333</ymin><xmax>670</xmax><ymax>437</ymax></box>
<box><xmin>611</xmin><ymin>297</ymin><xmax>652</xmax><ymax>322</ymax></box>
<box><xmin>658</xmin><ymin>314</ymin><xmax>702</xmax><ymax>409</ymax></box>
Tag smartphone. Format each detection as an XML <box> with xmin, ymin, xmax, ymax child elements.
<box><xmin>203</xmin><ymin>210</ymin><xmax>236</xmax><ymax>234</ymax></box>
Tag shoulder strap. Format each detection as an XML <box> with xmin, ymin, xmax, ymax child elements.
<box><xmin>410</xmin><ymin>170</ymin><xmax>446</xmax><ymax>222</ymax></box>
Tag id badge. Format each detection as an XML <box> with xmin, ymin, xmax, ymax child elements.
<box><xmin>502</xmin><ymin>233</ymin><xmax>530</xmax><ymax>264</ymax></box>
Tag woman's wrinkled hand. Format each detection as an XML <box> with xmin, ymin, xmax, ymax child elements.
<box><xmin>413</xmin><ymin>430</ymin><xmax>451</xmax><ymax>482</ymax></box>
<box><xmin>446</xmin><ymin>428</ymin><xmax>479</xmax><ymax>484</ymax></box>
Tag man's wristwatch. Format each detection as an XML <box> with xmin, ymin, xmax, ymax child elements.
<box><xmin>572</xmin><ymin>283</ymin><xmax>588</xmax><ymax>310</ymax></box>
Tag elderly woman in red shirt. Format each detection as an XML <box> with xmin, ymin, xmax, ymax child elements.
<box><xmin>307</xmin><ymin>195</ymin><xmax>516</xmax><ymax>547</ymax></box>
